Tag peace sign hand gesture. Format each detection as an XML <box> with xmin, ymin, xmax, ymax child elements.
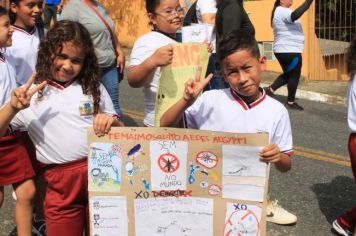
<box><xmin>10</xmin><ymin>73</ymin><xmax>47</xmax><ymax>111</ymax></box>
<box><xmin>183</xmin><ymin>66</ymin><xmax>213</xmax><ymax>105</ymax></box>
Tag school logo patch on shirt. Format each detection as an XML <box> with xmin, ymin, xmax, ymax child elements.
<box><xmin>79</xmin><ymin>101</ymin><xmax>94</xmax><ymax>116</ymax></box>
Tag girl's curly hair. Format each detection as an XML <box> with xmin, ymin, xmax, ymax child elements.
<box><xmin>347</xmin><ymin>36</ymin><xmax>356</xmax><ymax>79</ymax></box>
<box><xmin>35</xmin><ymin>20</ymin><xmax>101</xmax><ymax>114</ymax></box>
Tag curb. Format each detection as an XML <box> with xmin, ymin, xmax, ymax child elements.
<box><xmin>260</xmin><ymin>82</ymin><xmax>347</xmax><ymax>106</ymax></box>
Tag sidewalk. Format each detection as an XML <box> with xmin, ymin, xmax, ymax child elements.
<box><xmin>261</xmin><ymin>71</ymin><xmax>349</xmax><ymax>106</ymax></box>
<box><xmin>123</xmin><ymin>47</ymin><xmax>349</xmax><ymax>106</ymax></box>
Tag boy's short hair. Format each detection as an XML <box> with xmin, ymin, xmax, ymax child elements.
<box><xmin>217</xmin><ymin>30</ymin><xmax>260</xmax><ymax>66</ymax></box>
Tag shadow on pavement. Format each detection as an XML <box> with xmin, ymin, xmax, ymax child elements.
<box><xmin>312</xmin><ymin>175</ymin><xmax>356</xmax><ymax>224</ymax></box>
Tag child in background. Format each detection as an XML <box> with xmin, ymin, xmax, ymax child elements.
<box><xmin>332</xmin><ymin>36</ymin><xmax>356</xmax><ymax>236</ymax></box>
<box><xmin>0</xmin><ymin>20</ymin><xmax>122</xmax><ymax>236</ymax></box>
<box><xmin>128</xmin><ymin>0</ymin><xmax>184</xmax><ymax>127</ymax></box>
<box><xmin>7</xmin><ymin>0</ymin><xmax>42</xmax><ymax>86</ymax></box>
<box><xmin>161</xmin><ymin>30</ymin><xmax>297</xmax><ymax>225</ymax></box>
<box><xmin>6</xmin><ymin>1</ymin><xmax>46</xmax><ymax>233</ymax></box>
<box><xmin>0</xmin><ymin>6</ymin><xmax>36</xmax><ymax>236</ymax></box>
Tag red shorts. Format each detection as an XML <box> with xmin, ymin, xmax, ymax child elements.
<box><xmin>0</xmin><ymin>131</ymin><xmax>35</xmax><ymax>186</ymax></box>
<box><xmin>44</xmin><ymin>158</ymin><xmax>89</xmax><ymax>236</ymax></box>
<box><xmin>348</xmin><ymin>133</ymin><xmax>356</xmax><ymax>180</ymax></box>
<box><xmin>20</xmin><ymin>131</ymin><xmax>46</xmax><ymax>174</ymax></box>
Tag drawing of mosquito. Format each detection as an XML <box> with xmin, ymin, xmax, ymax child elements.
<box><xmin>157</xmin><ymin>221</ymin><xmax>191</xmax><ymax>236</ymax></box>
<box><xmin>228</xmin><ymin>165</ymin><xmax>248</xmax><ymax>176</ymax></box>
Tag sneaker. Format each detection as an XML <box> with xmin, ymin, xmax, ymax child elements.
<box><xmin>332</xmin><ymin>219</ymin><xmax>354</xmax><ymax>236</ymax></box>
<box><xmin>285</xmin><ymin>102</ymin><xmax>304</xmax><ymax>111</ymax></box>
<box><xmin>263</xmin><ymin>86</ymin><xmax>274</xmax><ymax>97</ymax></box>
<box><xmin>32</xmin><ymin>218</ymin><xmax>46</xmax><ymax>236</ymax></box>
<box><xmin>266</xmin><ymin>200</ymin><xmax>297</xmax><ymax>225</ymax></box>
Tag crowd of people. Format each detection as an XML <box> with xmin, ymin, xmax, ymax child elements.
<box><xmin>0</xmin><ymin>0</ymin><xmax>354</xmax><ymax>235</ymax></box>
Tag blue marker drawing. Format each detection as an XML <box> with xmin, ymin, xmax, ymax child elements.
<box><xmin>142</xmin><ymin>177</ymin><xmax>150</xmax><ymax>190</ymax></box>
<box><xmin>188</xmin><ymin>161</ymin><xmax>196</xmax><ymax>184</ymax></box>
<box><xmin>127</xmin><ymin>144</ymin><xmax>142</xmax><ymax>157</ymax></box>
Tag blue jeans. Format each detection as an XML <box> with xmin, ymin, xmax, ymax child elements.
<box><xmin>204</xmin><ymin>53</ymin><xmax>229</xmax><ymax>91</ymax></box>
<box><xmin>101</xmin><ymin>66</ymin><xmax>122</xmax><ymax>116</ymax></box>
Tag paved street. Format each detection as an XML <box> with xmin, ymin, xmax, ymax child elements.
<box><xmin>0</xmin><ymin>74</ymin><xmax>354</xmax><ymax>236</ymax></box>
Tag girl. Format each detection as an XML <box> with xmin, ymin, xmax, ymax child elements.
<box><xmin>0</xmin><ymin>20</ymin><xmax>121</xmax><ymax>236</ymax></box>
<box><xmin>264</xmin><ymin>0</ymin><xmax>314</xmax><ymax>111</ymax></box>
<box><xmin>61</xmin><ymin>0</ymin><xmax>126</xmax><ymax>117</ymax></box>
<box><xmin>0</xmin><ymin>6</ymin><xmax>36</xmax><ymax>236</ymax></box>
<box><xmin>127</xmin><ymin>0</ymin><xmax>185</xmax><ymax>127</ymax></box>
<box><xmin>332</xmin><ymin>36</ymin><xmax>356</xmax><ymax>236</ymax></box>
<box><xmin>6</xmin><ymin>0</ymin><xmax>42</xmax><ymax>86</ymax></box>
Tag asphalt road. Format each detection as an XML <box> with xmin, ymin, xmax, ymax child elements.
<box><xmin>0</xmin><ymin>76</ymin><xmax>354</xmax><ymax>236</ymax></box>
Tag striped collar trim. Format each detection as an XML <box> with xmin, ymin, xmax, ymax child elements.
<box><xmin>46</xmin><ymin>79</ymin><xmax>76</xmax><ymax>90</ymax></box>
<box><xmin>0</xmin><ymin>54</ymin><xmax>5</xmax><ymax>63</ymax></box>
<box><xmin>230</xmin><ymin>88</ymin><xmax>266</xmax><ymax>110</ymax></box>
<box><xmin>12</xmin><ymin>25</ymin><xmax>36</xmax><ymax>35</ymax></box>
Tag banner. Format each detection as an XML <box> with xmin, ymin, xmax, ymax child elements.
<box><xmin>154</xmin><ymin>43</ymin><xmax>209</xmax><ymax>127</ymax></box>
<box><xmin>88</xmin><ymin>127</ymin><xmax>270</xmax><ymax>236</ymax></box>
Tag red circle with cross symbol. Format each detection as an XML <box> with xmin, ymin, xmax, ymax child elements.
<box><xmin>157</xmin><ymin>153</ymin><xmax>180</xmax><ymax>173</ymax></box>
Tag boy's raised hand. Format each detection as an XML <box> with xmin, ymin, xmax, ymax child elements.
<box><xmin>11</xmin><ymin>73</ymin><xmax>47</xmax><ymax>111</ymax></box>
<box><xmin>183</xmin><ymin>66</ymin><xmax>213</xmax><ymax>105</ymax></box>
<box><xmin>150</xmin><ymin>45</ymin><xmax>174</xmax><ymax>67</ymax></box>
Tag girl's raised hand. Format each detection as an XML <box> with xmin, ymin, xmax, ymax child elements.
<box><xmin>150</xmin><ymin>45</ymin><xmax>174</xmax><ymax>67</ymax></box>
<box><xmin>10</xmin><ymin>73</ymin><xmax>47</xmax><ymax>111</ymax></box>
<box><xmin>183</xmin><ymin>66</ymin><xmax>213</xmax><ymax>105</ymax></box>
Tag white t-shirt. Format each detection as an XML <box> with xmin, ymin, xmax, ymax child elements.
<box><xmin>272</xmin><ymin>6</ymin><xmax>304</xmax><ymax>53</ymax></box>
<box><xmin>347</xmin><ymin>74</ymin><xmax>356</xmax><ymax>133</ymax></box>
<box><xmin>129</xmin><ymin>31</ymin><xmax>176</xmax><ymax>127</ymax></box>
<box><xmin>196</xmin><ymin>0</ymin><xmax>217</xmax><ymax>24</ymax></box>
<box><xmin>185</xmin><ymin>88</ymin><xmax>294</xmax><ymax>154</ymax></box>
<box><xmin>10</xmin><ymin>80</ymin><xmax>116</xmax><ymax>164</ymax></box>
<box><xmin>5</xmin><ymin>26</ymin><xmax>40</xmax><ymax>86</ymax></box>
<box><xmin>0</xmin><ymin>55</ymin><xmax>16</xmax><ymax>106</ymax></box>
<box><xmin>196</xmin><ymin>0</ymin><xmax>217</xmax><ymax>53</ymax></box>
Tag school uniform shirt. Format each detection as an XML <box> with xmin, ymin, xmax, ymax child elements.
<box><xmin>5</xmin><ymin>26</ymin><xmax>40</xmax><ymax>86</ymax></box>
<box><xmin>184</xmin><ymin>88</ymin><xmax>294</xmax><ymax>155</ymax></box>
<box><xmin>9</xmin><ymin>80</ymin><xmax>117</xmax><ymax>164</ymax></box>
<box><xmin>272</xmin><ymin>6</ymin><xmax>304</xmax><ymax>53</ymax></box>
<box><xmin>0</xmin><ymin>55</ymin><xmax>16</xmax><ymax>106</ymax></box>
<box><xmin>347</xmin><ymin>74</ymin><xmax>356</xmax><ymax>133</ymax></box>
<box><xmin>129</xmin><ymin>31</ymin><xmax>176</xmax><ymax>127</ymax></box>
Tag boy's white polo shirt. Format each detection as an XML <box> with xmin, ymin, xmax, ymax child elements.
<box><xmin>185</xmin><ymin>88</ymin><xmax>294</xmax><ymax>154</ymax></box>
<box><xmin>0</xmin><ymin>55</ymin><xmax>16</xmax><ymax>106</ymax></box>
<box><xmin>5</xmin><ymin>26</ymin><xmax>40</xmax><ymax>86</ymax></box>
<box><xmin>10</xmin><ymin>80</ymin><xmax>117</xmax><ymax>164</ymax></box>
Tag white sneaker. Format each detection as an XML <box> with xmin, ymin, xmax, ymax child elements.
<box><xmin>266</xmin><ymin>200</ymin><xmax>297</xmax><ymax>225</ymax></box>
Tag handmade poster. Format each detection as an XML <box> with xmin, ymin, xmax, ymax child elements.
<box><xmin>88</xmin><ymin>142</ymin><xmax>122</xmax><ymax>192</ymax></box>
<box><xmin>154</xmin><ymin>43</ymin><xmax>209</xmax><ymax>127</ymax></box>
<box><xmin>150</xmin><ymin>140</ymin><xmax>188</xmax><ymax>191</ymax></box>
<box><xmin>222</xmin><ymin>145</ymin><xmax>267</xmax><ymax>202</ymax></box>
<box><xmin>134</xmin><ymin>197</ymin><xmax>213</xmax><ymax>236</ymax></box>
<box><xmin>89</xmin><ymin>196</ymin><xmax>128</xmax><ymax>236</ymax></box>
<box><xmin>88</xmin><ymin>127</ymin><xmax>270</xmax><ymax>236</ymax></box>
<box><xmin>224</xmin><ymin>202</ymin><xmax>262</xmax><ymax>236</ymax></box>
<box><xmin>182</xmin><ymin>24</ymin><xmax>214</xmax><ymax>43</ymax></box>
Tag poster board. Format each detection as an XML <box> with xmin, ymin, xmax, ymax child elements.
<box><xmin>154</xmin><ymin>43</ymin><xmax>209</xmax><ymax>127</ymax></box>
<box><xmin>88</xmin><ymin>127</ymin><xmax>270</xmax><ymax>236</ymax></box>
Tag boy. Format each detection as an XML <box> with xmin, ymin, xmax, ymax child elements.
<box><xmin>160</xmin><ymin>30</ymin><xmax>297</xmax><ymax>225</ymax></box>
